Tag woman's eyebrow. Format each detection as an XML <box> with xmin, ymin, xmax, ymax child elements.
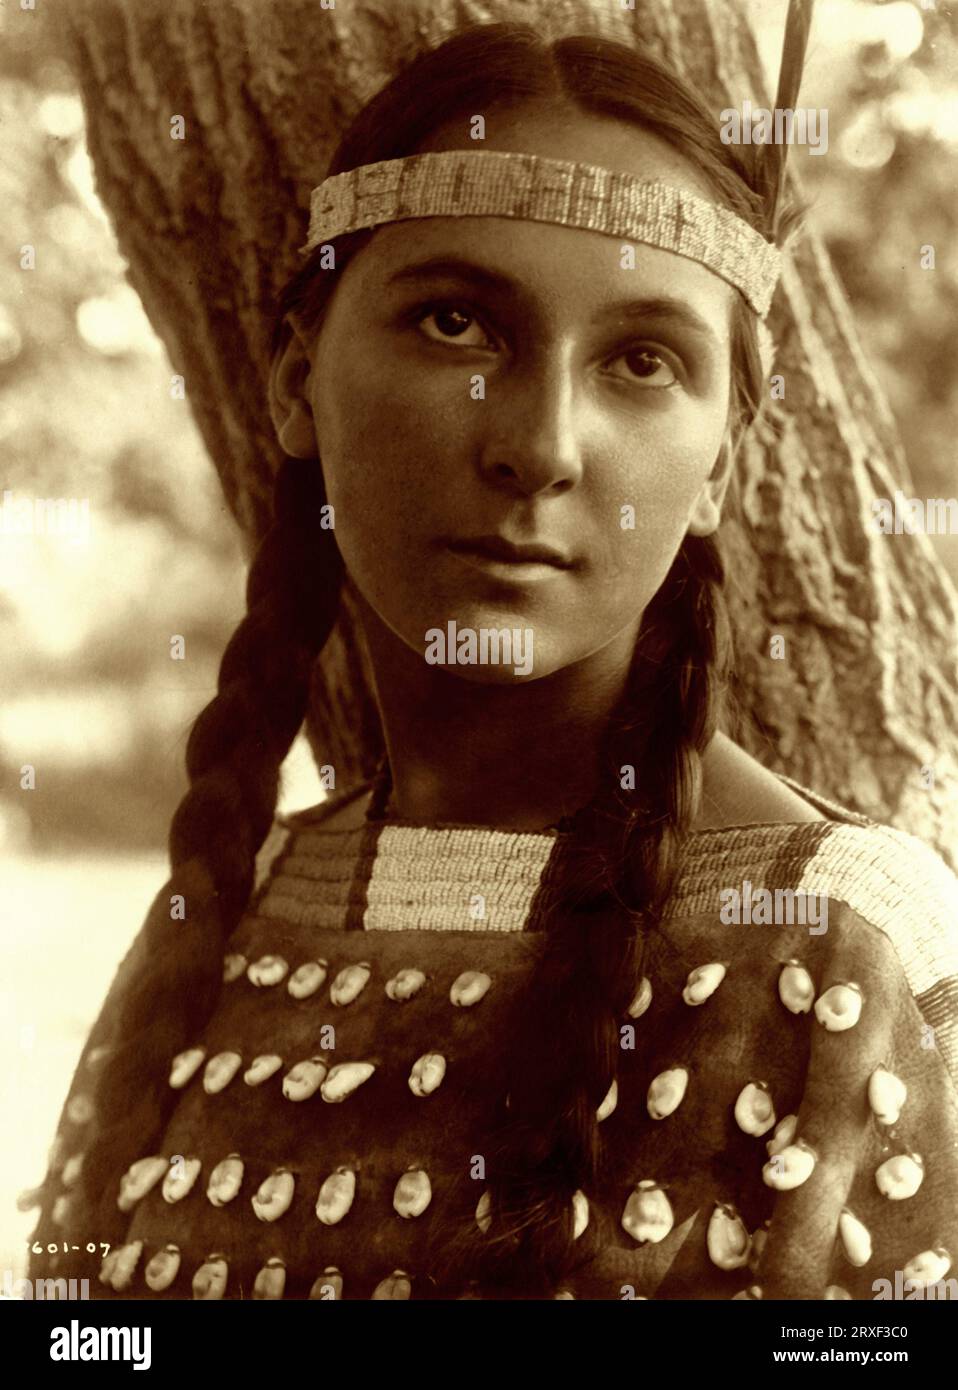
<box><xmin>383</xmin><ymin>255</ymin><xmax>721</xmax><ymax>346</ymax></box>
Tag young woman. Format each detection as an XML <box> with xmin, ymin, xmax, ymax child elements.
<box><xmin>27</xmin><ymin>21</ymin><xmax>958</xmax><ymax>1301</ymax></box>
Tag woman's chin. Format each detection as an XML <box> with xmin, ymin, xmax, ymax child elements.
<box><xmin>386</xmin><ymin>610</ymin><xmax>587</xmax><ymax>684</ymax></box>
<box><xmin>426</xmin><ymin>657</ymin><xmax>543</xmax><ymax>686</ymax></box>
<box><xmin>418</xmin><ymin>615</ymin><xmax>542</xmax><ymax>682</ymax></box>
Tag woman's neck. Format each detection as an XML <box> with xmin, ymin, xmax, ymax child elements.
<box><xmin>356</xmin><ymin>594</ymin><xmax>644</xmax><ymax>832</ymax></box>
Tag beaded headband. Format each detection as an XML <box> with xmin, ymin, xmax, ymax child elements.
<box><xmin>300</xmin><ymin>149</ymin><xmax>782</xmax><ymax>317</ymax></box>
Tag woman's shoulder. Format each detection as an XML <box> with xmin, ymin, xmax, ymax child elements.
<box><xmin>695</xmin><ymin>733</ymin><xmax>841</xmax><ymax>830</ymax></box>
<box><xmin>692</xmin><ymin>735</ymin><xmax>958</xmax><ymax>953</ymax></box>
<box><xmin>689</xmin><ymin>739</ymin><xmax>957</xmax><ymax>926</ymax></box>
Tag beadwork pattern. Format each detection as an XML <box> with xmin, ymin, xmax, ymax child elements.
<box><xmin>300</xmin><ymin>150</ymin><xmax>782</xmax><ymax>317</ymax></box>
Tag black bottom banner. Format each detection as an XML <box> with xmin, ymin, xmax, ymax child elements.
<box><xmin>5</xmin><ymin>1293</ymin><xmax>954</xmax><ymax>1375</ymax></box>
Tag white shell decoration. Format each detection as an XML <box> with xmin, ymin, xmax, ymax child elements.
<box><xmin>108</xmin><ymin>1240</ymin><xmax>143</xmax><ymax>1292</ymax></box>
<box><xmin>207</xmin><ymin>1153</ymin><xmax>244</xmax><ymax>1207</ymax></box>
<box><xmin>682</xmin><ymin>962</ymin><xmax>726</xmax><ymax>1006</ymax></box>
<box><xmin>902</xmin><ymin>1249</ymin><xmax>952</xmax><ymax>1288</ymax></box>
<box><xmin>282</xmin><ymin>1057</ymin><xmax>328</xmax><ymax>1102</ymax></box>
<box><xmin>169</xmin><ymin>1047</ymin><xmax>205</xmax><ymax>1090</ymax></box>
<box><xmin>288</xmin><ymin>960</ymin><xmax>328</xmax><ymax>999</ymax></box>
<box><xmin>251</xmin><ymin>1168</ymin><xmax>295</xmax><ymax>1222</ymax></box>
<box><xmin>626</xmin><ymin>977</ymin><xmax>653</xmax><ymax>1018</ymax></box>
<box><xmin>707</xmin><ymin>1203</ymin><xmax>751</xmax><ymax>1270</ymax></box>
<box><xmin>867</xmin><ymin>1066</ymin><xmax>906</xmax><ymax>1125</ymax></box>
<box><xmin>192</xmin><ymin>1253</ymin><xmax>228</xmax><ymax>1300</ymax></box>
<box><xmin>814</xmin><ymin>981</ymin><xmax>863</xmax><ymax>1032</ymax></box>
<box><xmin>330</xmin><ymin>962</ymin><xmax>371</xmax><ymax>1006</ymax></box>
<box><xmin>408</xmin><ymin>1052</ymin><xmax>446</xmax><ymax>1097</ymax></box>
<box><xmin>647</xmin><ymin>1066</ymin><xmax>689</xmax><ymax>1120</ymax></box>
<box><xmin>371</xmin><ymin>1270</ymin><xmax>411</xmax><ymax>1300</ymax></box>
<box><xmin>222</xmin><ymin>953</ymin><xmax>247</xmax><ymax>983</ymax></box>
<box><xmin>320</xmin><ymin>1061</ymin><xmax>376</xmax><ymax>1103</ymax></box>
<box><xmin>117</xmin><ymin>1155</ymin><xmax>168</xmax><ymax>1212</ymax></box>
<box><xmin>246</xmin><ymin>954</ymin><xmax>289</xmax><ymax>987</ymax></box>
<box><xmin>875</xmin><ymin>1153</ymin><xmax>924</xmax><ymax>1201</ymax></box>
<box><xmin>252</xmin><ymin>1256</ymin><xmax>286</xmax><ymax>1300</ymax></box>
<box><xmin>734</xmin><ymin>1081</ymin><xmax>776</xmax><ymax>1137</ymax></box>
<box><xmin>762</xmin><ymin>1141</ymin><xmax>816</xmax><ymax>1191</ymax></box>
<box><xmin>621</xmin><ymin>1180</ymin><xmax>674</xmax><ymax>1245</ymax></box>
<box><xmin>144</xmin><ymin>1243</ymin><xmax>181</xmax><ymax>1292</ymax></box>
<box><xmin>572</xmin><ymin>1189</ymin><xmax>589</xmax><ymax>1241</ymax></box>
<box><xmin>315</xmin><ymin>1168</ymin><xmax>356</xmax><ymax>1226</ymax></box>
<box><xmin>386</xmin><ymin>968</ymin><xmax>427</xmax><ymax>1001</ymax></box>
<box><xmin>203</xmin><ymin>1051</ymin><xmax>242</xmax><ymax>1095</ymax></box>
<box><xmin>393</xmin><ymin>1168</ymin><xmax>432</xmax><ymax>1219</ymax></box>
<box><xmin>838</xmin><ymin>1209</ymin><xmax>873</xmax><ymax>1267</ymax></box>
<box><xmin>162</xmin><ymin>1156</ymin><xmax>202</xmax><ymax>1204</ymax></box>
<box><xmin>778</xmin><ymin>961</ymin><xmax>815</xmax><ymax>1014</ymax></box>
<box><xmin>449</xmin><ymin>970</ymin><xmax>492</xmax><ymax>1007</ymax></box>
<box><xmin>597</xmin><ymin>1078</ymin><xmax>618</xmax><ymax>1122</ymax></box>
<box><xmin>765</xmin><ymin>1113</ymin><xmax>798</xmax><ymax>1158</ymax></box>
<box><xmin>244</xmin><ymin>1053</ymin><xmax>283</xmax><ymax>1087</ymax></box>
<box><xmin>309</xmin><ymin>1267</ymin><xmax>343</xmax><ymax>1300</ymax></box>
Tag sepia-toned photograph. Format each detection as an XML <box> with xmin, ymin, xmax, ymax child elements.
<box><xmin>2</xmin><ymin>0</ymin><xmax>957</xmax><ymax>1355</ymax></box>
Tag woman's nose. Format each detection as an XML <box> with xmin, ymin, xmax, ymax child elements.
<box><xmin>477</xmin><ymin>357</ymin><xmax>585</xmax><ymax>498</ymax></box>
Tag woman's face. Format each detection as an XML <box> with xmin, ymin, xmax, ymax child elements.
<box><xmin>295</xmin><ymin>107</ymin><xmax>736</xmax><ymax>683</ymax></box>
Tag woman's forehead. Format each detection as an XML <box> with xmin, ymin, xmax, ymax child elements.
<box><xmin>416</xmin><ymin>100</ymin><xmax>712</xmax><ymax>195</ymax></box>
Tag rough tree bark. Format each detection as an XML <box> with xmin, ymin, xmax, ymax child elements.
<box><xmin>44</xmin><ymin>0</ymin><xmax>958</xmax><ymax>863</ymax></box>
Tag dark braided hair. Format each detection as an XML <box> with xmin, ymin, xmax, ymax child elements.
<box><xmin>430</xmin><ymin>532</ymin><xmax>732</xmax><ymax>1294</ymax></box>
<box><xmin>30</xmin><ymin>22</ymin><xmax>780</xmax><ymax>1285</ymax></box>
<box><xmin>29</xmin><ymin>457</ymin><xmax>342</xmax><ymax>1251</ymax></box>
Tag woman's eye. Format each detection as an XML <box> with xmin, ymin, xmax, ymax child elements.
<box><xmin>611</xmin><ymin>348</ymin><xmax>678</xmax><ymax>388</ymax></box>
<box><xmin>416</xmin><ymin>304</ymin><xmax>493</xmax><ymax>349</ymax></box>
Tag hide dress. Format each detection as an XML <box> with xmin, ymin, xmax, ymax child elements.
<box><xmin>28</xmin><ymin>775</ymin><xmax>958</xmax><ymax>1300</ymax></box>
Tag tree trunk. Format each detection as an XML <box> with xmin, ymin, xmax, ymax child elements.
<box><xmin>46</xmin><ymin>0</ymin><xmax>958</xmax><ymax>864</ymax></box>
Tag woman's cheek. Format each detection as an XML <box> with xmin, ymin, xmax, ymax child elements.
<box><xmin>332</xmin><ymin>364</ymin><xmax>464</xmax><ymax>512</ymax></box>
<box><xmin>595</xmin><ymin>439</ymin><xmax>717</xmax><ymax>593</ymax></box>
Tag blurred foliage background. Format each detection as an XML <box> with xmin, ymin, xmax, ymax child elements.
<box><xmin>753</xmin><ymin>0</ymin><xmax>958</xmax><ymax>532</ymax></box>
<box><xmin>0</xmin><ymin>0</ymin><xmax>954</xmax><ymax>1284</ymax></box>
<box><xmin>0</xmin><ymin>33</ymin><xmax>247</xmax><ymax>858</ymax></box>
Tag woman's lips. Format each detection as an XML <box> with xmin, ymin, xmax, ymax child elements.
<box><xmin>445</xmin><ymin>536</ymin><xmax>575</xmax><ymax>583</ymax></box>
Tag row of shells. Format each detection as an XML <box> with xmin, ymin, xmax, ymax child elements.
<box><xmin>63</xmin><ymin>959</ymin><xmax>865</xmax><ymax>1135</ymax></box>
<box><xmin>101</xmin><ymin>1185</ymin><xmax>593</xmax><ymax>1294</ymax></box>
<box><xmin>226</xmin><ymin>954</ymin><xmax>865</xmax><ymax>1033</ymax></box>
<box><xmin>168</xmin><ymin>1048</ymin><xmax>446</xmax><ymax>1100</ymax></box>
<box><xmin>117</xmin><ymin>1154</ymin><xmax>437</xmax><ymax>1222</ymax></box>
<box><xmin>167</xmin><ymin>1038</ymin><xmax>914</xmax><ymax>1199</ymax></box>
<box><xmin>96</xmin><ymin>1232</ymin><xmax>953</xmax><ymax>1300</ymax></box>
<box><xmin>99</xmin><ymin>1241</ymin><xmax>409</xmax><ymax>1299</ymax></box>
<box><xmin>225</xmin><ymin>957</ymin><xmax>491</xmax><ymax>1006</ymax></box>
<box><xmin>676</xmin><ymin>960</ymin><xmax>865</xmax><ymax>1030</ymax></box>
<box><xmin>116</xmin><ymin>1127</ymin><xmax>937</xmax><ymax>1283</ymax></box>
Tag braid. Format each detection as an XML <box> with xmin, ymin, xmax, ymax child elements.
<box><xmin>434</xmin><ymin>532</ymin><xmax>731</xmax><ymax>1295</ymax></box>
<box><xmin>29</xmin><ymin>456</ymin><xmax>342</xmax><ymax>1260</ymax></box>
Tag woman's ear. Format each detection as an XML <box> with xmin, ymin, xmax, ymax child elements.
<box><xmin>686</xmin><ymin>431</ymin><xmax>736</xmax><ymax>537</ymax></box>
<box><xmin>268</xmin><ymin>319</ymin><xmax>319</xmax><ymax>459</ymax></box>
